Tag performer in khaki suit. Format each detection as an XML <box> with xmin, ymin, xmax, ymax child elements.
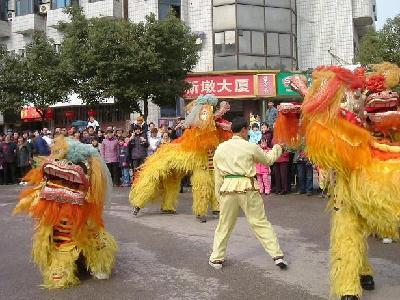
<box><xmin>209</xmin><ymin>117</ymin><xmax>288</xmax><ymax>270</ymax></box>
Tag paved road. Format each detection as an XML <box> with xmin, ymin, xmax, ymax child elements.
<box><xmin>0</xmin><ymin>185</ymin><xmax>399</xmax><ymax>300</ymax></box>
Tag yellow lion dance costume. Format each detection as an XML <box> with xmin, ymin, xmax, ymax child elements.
<box><xmin>130</xmin><ymin>94</ymin><xmax>232</xmax><ymax>222</ymax></box>
<box><xmin>276</xmin><ymin>63</ymin><xmax>400</xmax><ymax>300</ymax></box>
<box><xmin>14</xmin><ymin>136</ymin><xmax>117</xmax><ymax>289</ymax></box>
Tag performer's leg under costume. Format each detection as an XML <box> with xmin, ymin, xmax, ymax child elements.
<box><xmin>80</xmin><ymin>229</ymin><xmax>117</xmax><ymax>277</ymax></box>
<box><xmin>160</xmin><ymin>175</ymin><xmax>181</xmax><ymax>211</ymax></box>
<box><xmin>192</xmin><ymin>168</ymin><xmax>215</xmax><ymax>216</ymax></box>
<box><xmin>330</xmin><ymin>207</ymin><xmax>372</xmax><ymax>297</ymax></box>
<box><xmin>210</xmin><ymin>191</ymin><xmax>283</xmax><ymax>261</ymax></box>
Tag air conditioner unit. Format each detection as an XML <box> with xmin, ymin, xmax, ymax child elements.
<box><xmin>7</xmin><ymin>11</ymin><xmax>15</xmax><ymax>22</ymax></box>
<box><xmin>39</xmin><ymin>4</ymin><xmax>50</xmax><ymax>15</ymax></box>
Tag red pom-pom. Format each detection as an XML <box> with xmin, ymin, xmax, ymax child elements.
<box><xmin>366</xmin><ymin>74</ymin><xmax>386</xmax><ymax>93</ymax></box>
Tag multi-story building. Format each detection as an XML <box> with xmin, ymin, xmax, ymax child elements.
<box><xmin>0</xmin><ymin>0</ymin><xmax>377</xmax><ymax>130</ymax></box>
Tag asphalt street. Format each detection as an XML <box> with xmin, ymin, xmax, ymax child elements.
<box><xmin>1</xmin><ymin>185</ymin><xmax>399</xmax><ymax>300</ymax></box>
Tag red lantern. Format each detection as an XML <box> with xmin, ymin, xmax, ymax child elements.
<box><xmin>65</xmin><ymin>110</ymin><xmax>75</xmax><ymax>120</ymax></box>
<box><xmin>88</xmin><ymin>109</ymin><xmax>96</xmax><ymax>117</ymax></box>
<box><xmin>45</xmin><ymin>109</ymin><xmax>54</xmax><ymax>120</ymax></box>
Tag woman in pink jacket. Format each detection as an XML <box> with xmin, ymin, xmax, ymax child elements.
<box><xmin>256</xmin><ymin>139</ymin><xmax>272</xmax><ymax>194</ymax></box>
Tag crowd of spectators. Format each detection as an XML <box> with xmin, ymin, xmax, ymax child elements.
<box><xmin>0</xmin><ymin>115</ymin><xmax>185</xmax><ymax>187</ymax></box>
<box><xmin>1</xmin><ymin>104</ymin><xmax>318</xmax><ymax>195</ymax></box>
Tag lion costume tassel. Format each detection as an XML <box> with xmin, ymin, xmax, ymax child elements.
<box><xmin>14</xmin><ymin>136</ymin><xmax>117</xmax><ymax>289</ymax></box>
<box><xmin>275</xmin><ymin>63</ymin><xmax>400</xmax><ymax>300</ymax></box>
<box><xmin>130</xmin><ymin>94</ymin><xmax>232</xmax><ymax>222</ymax></box>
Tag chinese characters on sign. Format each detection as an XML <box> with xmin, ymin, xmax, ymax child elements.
<box><xmin>256</xmin><ymin>74</ymin><xmax>276</xmax><ymax>97</ymax></box>
<box><xmin>185</xmin><ymin>75</ymin><xmax>255</xmax><ymax>98</ymax></box>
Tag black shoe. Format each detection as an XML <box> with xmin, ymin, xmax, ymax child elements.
<box><xmin>212</xmin><ymin>211</ymin><xmax>220</xmax><ymax>218</ymax></box>
<box><xmin>196</xmin><ymin>215</ymin><xmax>207</xmax><ymax>223</ymax></box>
<box><xmin>360</xmin><ymin>275</ymin><xmax>375</xmax><ymax>290</ymax></box>
<box><xmin>161</xmin><ymin>209</ymin><xmax>176</xmax><ymax>214</ymax></box>
<box><xmin>131</xmin><ymin>206</ymin><xmax>140</xmax><ymax>216</ymax></box>
<box><xmin>341</xmin><ymin>296</ymin><xmax>359</xmax><ymax>300</ymax></box>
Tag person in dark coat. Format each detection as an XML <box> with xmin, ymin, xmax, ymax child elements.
<box><xmin>129</xmin><ymin>125</ymin><xmax>149</xmax><ymax>176</ymax></box>
<box><xmin>33</xmin><ymin>131</ymin><xmax>50</xmax><ymax>156</ymax></box>
<box><xmin>16</xmin><ymin>137</ymin><xmax>32</xmax><ymax>183</ymax></box>
<box><xmin>0</xmin><ymin>135</ymin><xmax>17</xmax><ymax>184</ymax></box>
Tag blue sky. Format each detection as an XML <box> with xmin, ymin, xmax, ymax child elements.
<box><xmin>376</xmin><ymin>0</ymin><xmax>400</xmax><ymax>29</ymax></box>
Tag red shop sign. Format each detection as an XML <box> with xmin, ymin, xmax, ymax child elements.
<box><xmin>184</xmin><ymin>74</ymin><xmax>255</xmax><ymax>98</ymax></box>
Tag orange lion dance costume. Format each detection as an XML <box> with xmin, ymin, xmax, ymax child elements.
<box><xmin>275</xmin><ymin>63</ymin><xmax>400</xmax><ymax>300</ymax></box>
<box><xmin>130</xmin><ymin>94</ymin><xmax>232</xmax><ymax>222</ymax></box>
<box><xmin>14</xmin><ymin>136</ymin><xmax>117</xmax><ymax>288</ymax></box>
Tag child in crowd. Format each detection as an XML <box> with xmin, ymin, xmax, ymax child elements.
<box><xmin>256</xmin><ymin>139</ymin><xmax>272</xmax><ymax>194</ymax></box>
<box><xmin>161</xmin><ymin>132</ymin><xmax>171</xmax><ymax>144</ymax></box>
<box><xmin>148</xmin><ymin>128</ymin><xmax>161</xmax><ymax>156</ymax></box>
<box><xmin>91</xmin><ymin>138</ymin><xmax>100</xmax><ymax>152</ymax></box>
<box><xmin>248</xmin><ymin>123</ymin><xmax>262</xmax><ymax>144</ymax></box>
<box><xmin>118</xmin><ymin>137</ymin><xmax>131</xmax><ymax>187</ymax></box>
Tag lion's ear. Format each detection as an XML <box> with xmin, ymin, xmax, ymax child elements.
<box><xmin>87</xmin><ymin>157</ymin><xmax>109</xmax><ymax>205</ymax></box>
<box><xmin>51</xmin><ymin>135</ymin><xmax>69</xmax><ymax>159</ymax></box>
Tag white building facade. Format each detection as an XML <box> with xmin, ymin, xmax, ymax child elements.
<box><xmin>0</xmin><ymin>0</ymin><xmax>377</xmax><ymax>126</ymax></box>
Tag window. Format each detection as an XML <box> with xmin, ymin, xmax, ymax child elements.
<box><xmin>265</xmin><ymin>0</ymin><xmax>291</xmax><ymax>8</ymax></box>
<box><xmin>51</xmin><ymin>0</ymin><xmax>78</xmax><ymax>10</ymax></box>
<box><xmin>265</xmin><ymin>7</ymin><xmax>291</xmax><ymax>32</ymax></box>
<box><xmin>266</xmin><ymin>56</ymin><xmax>280</xmax><ymax>69</ymax></box>
<box><xmin>278</xmin><ymin>34</ymin><xmax>291</xmax><ymax>56</ymax></box>
<box><xmin>238</xmin><ymin>30</ymin><xmax>265</xmax><ymax>55</ymax></box>
<box><xmin>239</xmin><ymin>55</ymin><xmax>266</xmax><ymax>70</ymax></box>
<box><xmin>213</xmin><ymin>4</ymin><xmax>236</xmax><ymax>31</ymax></box>
<box><xmin>238</xmin><ymin>30</ymin><xmax>251</xmax><ymax>53</ymax></box>
<box><xmin>266</xmin><ymin>33</ymin><xmax>278</xmax><ymax>55</ymax></box>
<box><xmin>237</xmin><ymin>4</ymin><xmax>264</xmax><ymax>30</ymax></box>
<box><xmin>160</xmin><ymin>98</ymin><xmax>181</xmax><ymax>117</ymax></box>
<box><xmin>213</xmin><ymin>0</ymin><xmax>235</xmax><ymax>5</ymax></box>
<box><xmin>214</xmin><ymin>30</ymin><xmax>236</xmax><ymax>55</ymax></box>
<box><xmin>159</xmin><ymin>0</ymin><xmax>181</xmax><ymax>19</ymax></box>
<box><xmin>16</xmin><ymin>0</ymin><xmax>36</xmax><ymax>16</ymax></box>
<box><xmin>237</xmin><ymin>0</ymin><xmax>263</xmax><ymax>5</ymax></box>
<box><xmin>214</xmin><ymin>56</ymin><xmax>237</xmax><ymax>71</ymax></box>
<box><xmin>0</xmin><ymin>0</ymin><xmax>8</xmax><ymax>21</ymax></box>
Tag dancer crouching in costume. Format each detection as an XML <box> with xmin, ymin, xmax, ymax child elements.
<box><xmin>209</xmin><ymin>117</ymin><xmax>288</xmax><ymax>270</ymax></box>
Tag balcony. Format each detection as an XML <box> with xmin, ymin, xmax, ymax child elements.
<box><xmin>0</xmin><ymin>20</ymin><xmax>11</xmax><ymax>37</ymax></box>
<box><xmin>84</xmin><ymin>0</ymin><xmax>123</xmax><ymax>19</ymax></box>
<box><xmin>12</xmin><ymin>14</ymin><xmax>46</xmax><ymax>35</ymax></box>
<box><xmin>352</xmin><ymin>0</ymin><xmax>374</xmax><ymax>27</ymax></box>
<box><xmin>46</xmin><ymin>7</ymin><xmax>72</xmax><ymax>28</ymax></box>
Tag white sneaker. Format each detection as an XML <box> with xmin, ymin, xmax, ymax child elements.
<box><xmin>382</xmin><ymin>238</ymin><xmax>393</xmax><ymax>244</ymax></box>
<box><xmin>208</xmin><ymin>260</ymin><xmax>224</xmax><ymax>270</ymax></box>
<box><xmin>274</xmin><ymin>257</ymin><xmax>288</xmax><ymax>269</ymax></box>
<box><xmin>93</xmin><ymin>272</ymin><xmax>110</xmax><ymax>280</ymax></box>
